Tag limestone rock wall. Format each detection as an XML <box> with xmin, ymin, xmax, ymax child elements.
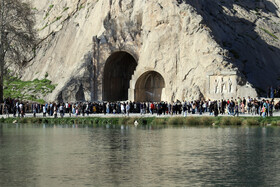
<box><xmin>21</xmin><ymin>0</ymin><xmax>280</xmax><ymax>102</ymax></box>
<box><xmin>181</xmin><ymin>0</ymin><xmax>280</xmax><ymax>97</ymax></box>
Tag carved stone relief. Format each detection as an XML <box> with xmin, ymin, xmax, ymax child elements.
<box><xmin>209</xmin><ymin>75</ymin><xmax>237</xmax><ymax>95</ymax></box>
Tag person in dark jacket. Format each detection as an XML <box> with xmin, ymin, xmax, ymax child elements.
<box><xmin>213</xmin><ymin>101</ymin><xmax>219</xmax><ymax>117</ymax></box>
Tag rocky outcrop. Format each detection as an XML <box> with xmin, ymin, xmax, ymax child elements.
<box><xmin>21</xmin><ymin>0</ymin><xmax>280</xmax><ymax>102</ymax></box>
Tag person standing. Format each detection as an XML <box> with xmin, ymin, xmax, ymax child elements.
<box><xmin>86</xmin><ymin>103</ymin><xmax>90</xmax><ymax>116</ymax></box>
<box><xmin>126</xmin><ymin>102</ymin><xmax>130</xmax><ymax>117</ymax></box>
<box><xmin>49</xmin><ymin>103</ymin><xmax>53</xmax><ymax>116</ymax></box>
<box><xmin>264</xmin><ymin>100</ymin><xmax>269</xmax><ymax>117</ymax></box>
<box><xmin>269</xmin><ymin>100</ymin><xmax>274</xmax><ymax>116</ymax></box>
<box><xmin>19</xmin><ymin>102</ymin><xmax>24</xmax><ymax>118</ymax></box>
<box><xmin>261</xmin><ymin>105</ymin><xmax>266</xmax><ymax>118</ymax></box>
<box><xmin>150</xmin><ymin>102</ymin><xmax>154</xmax><ymax>115</ymax></box>
<box><xmin>4</xmin><ymin>104</ymin><xmax>9</xmax><ymax>118</ymax></box>
<box><xmin>75</xmin><ymin>106</ymin><xmax>79</xmax><ymax>117</ymax></box>
<box><xmin>54</xmin><ymin>104</ymin><xmax>57</xmax><ymax>118</ymax></box>
<box><xmin>121</xmin><ymin>103</ymin><xmax>125</xmax><ymax>116</ymax></box>
<box><xmin>270</xmin><ymin>86</ymin><xmax>274</xmax><ymax>99</ymax></box>
<box><xmin>32</xmin><ymin>103</ymin><xmax>37</xmax><ymax>117</ymax></box>
<box><xmin>68</xmin><ymin>103</ymin><xmax>72</xmax><ymax>117</ymax></box>
<box><xmin>140</xmin><ymin>102</ymin><xmax>144</xmax><ymax>115</ymax></box>
<box><xmin>59</xmin><ymin>104</ymin><xmax>64</xmax><ymax>118</ymax></box>
<box><xmin>183</xmin><ymin>101</ymin><xmax>187</xmax><ymax>117</ymax></box>
<box><xmin>106</xmin><ymin>102</ymin><xmax>110</xmax><ymax>114</ymax></box>
<box><xmin>82</xmin><ymin>103</ymin><xmax>85</xmax><ymax>117</ymax></box>
<box><xmin>43</xmin><ymin>105</ymin><xmax>47</xmax><ymax>117</ymax></box>
<box><xmin>65</xmin><ymin>102</ymin><xmax>69</xmax><ymax>114</ymax></box>
<box><xmin>233</xmin><ymin>102</ymin><xmax>239</xmax><ymax>117</ymax></box>
<box><xmin>93</xmin><ymin>104</ymin><xmax>97</xmax><ymax>114</ymax></box>
<box><xmin>13</xmin><ymin>104</ymin><xmax>17</xmax><ymax>117</ymax></box>
<box><xmin>103</xmin><ymin>102</ymin><xmax>106</xmax><ymax>115</ymax></box>
<box><xmin>213</xmin><ymin>101</ymin><xmax>219</xmax><ymax>117</ymax></box>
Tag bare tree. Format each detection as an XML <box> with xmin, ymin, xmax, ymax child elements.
<box><xmin>0</xmin><ymin>0</ymin><xmax>37</xmax><ymax>102</ymax></box>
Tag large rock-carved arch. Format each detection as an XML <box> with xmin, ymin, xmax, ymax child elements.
<box><xmin>135</xmin><ymin>71</ymin><xmax>165</xmax><ymax>102</ymax></box>
<box><xmin>103</xmin><ymin>51</ymin><xmax>137</xmax><ymax>101</ymax></box>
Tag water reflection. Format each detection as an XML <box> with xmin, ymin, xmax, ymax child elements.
<box><xmin>0</xmin><ymin>126</ymin><xmax>40</xmax><ymax>186</ymax></box>
<box><xmin>0</xmin><ymin>125</ymin><xmax>280</xmax><ymax>186</ymax></box>
<box><xmin>0</xmin><ymin>124</ymin><xmax>3</xmax><ymax>137</ymax></box>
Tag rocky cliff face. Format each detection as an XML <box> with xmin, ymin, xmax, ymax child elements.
<box><xmin>21</xmin><ymin>0</ymin><xmax>280</xmax><ymax>102</ymax></box>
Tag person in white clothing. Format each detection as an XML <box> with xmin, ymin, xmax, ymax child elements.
<box><xmin>126</xmin><ymin>102</ymin><xmax>130</xmax><ymax>117</ymax></box>
<box><xmin>121</xmin><ymin>103</ymin><xmax>125</xmax><ymax>115</ymax></box>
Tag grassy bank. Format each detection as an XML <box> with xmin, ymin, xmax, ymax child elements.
<box><xmin>1</xmin><ymin>116</ymin><xmax>280</xmax><ymax>127</ymax></box>
<box><xmin>4</xmin><ymin>72</ymin><xmax>56</xmax><ymax>104</ymax></box>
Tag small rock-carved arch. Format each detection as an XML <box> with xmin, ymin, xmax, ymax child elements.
<box><xmin>103</xmin><ymin>51</ymin><xmax>137</xmax><ymax>101</ymax></box>
<box><xmin>135</xmin><ymin>71</ymin><xmax>165</xmax><ymax>102</ymax></box>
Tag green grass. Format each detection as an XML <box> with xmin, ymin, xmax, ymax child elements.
<box><xmin>2</xmin><ymin>116</ymin><xmax>280</xmax><ymax>127</ymax></box>
<box><xmin>44</xmin><ymin>4</ymin><xmax>54</xmax><ymax>20</ymax></box>
<box><xmin>4</xmin><ymin>74</ymin><xmax>57</xmax><ymax>104</ymax></box>
<box><xmin>51</xmin><ymin>16</ymin><xmax>62</xmax><ymax>24</ymax></box>
<box><xmin>260</xmin><ymin>27</ymin><xmax>279</xmax><ymax>40</ymax></box>
<box><xmin>62</xmin><ymin>7</ymin><xmax>69</xmax><ymax>13</ymax></box>
<box><xmin>79</xmin><ymin>4</ymin><xmax>85</xmax><ymax>10</ymax></box>
<box><xmin>39</xmin><ymin>23</ymin><xmax>49</xmax><ymax>31</ymax></box>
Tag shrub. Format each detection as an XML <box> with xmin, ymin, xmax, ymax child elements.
<box><xmin>185</xmin><ymin>117</ymin><xmax>200</xmax><ymax>126</ymax></box>
<box><xmin>200</xmin><ymin>117</ymin><xmax>215</xmax><ymax>126</ymax></box>
<box><xmin>118</xmin><ymin>117</ymin><xmax>130</xmax><ymax>125</ymax></box>
<box><xmin>126</xmin><ymin>117</ymin><xmax>140</xmax><ymax>125</ymax></box>
<box><xmin>243</xmin><ymin>118</ymin><xmax>260</xmax><ymax>126</ymax></box>
<box><xmin>167</xmin><ymin>117</ymin><xmax>185</xmax><ymax>125</ymax></box>
<box><xmin>151</xmin><ymin>118</ymin><xmax>167</xmax><ymax>125</ymax></box>
<box><xmin>220</xmin><ymin>117</ymin><xmax>242</xmax><ymax>126</ymax></box>
<box><xmin>230</xmin><ymin>117</ymin><xmax>243</xmax><ymax>126</ymax></box>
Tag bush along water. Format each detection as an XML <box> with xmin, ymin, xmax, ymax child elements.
<box><xmin>1</xmin><ymin>116</ymin><xmax>280</xmax><ymax>127</ymax></box>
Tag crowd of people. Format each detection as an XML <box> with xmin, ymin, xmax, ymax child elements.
<box><xmin>1</xmin><ymin>96</ymin><xmax>280</xmax><ymax>118</ymax></box>
<box><xmin>267</xmin><ymin>86</ymin><xmax>280</xmax><ymax>99</ymax></box>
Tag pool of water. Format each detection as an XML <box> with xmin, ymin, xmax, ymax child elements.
<box><xmin>0</xmin><ymin>124</ymin><xmax>280</xmax><ymax>186</ymax></box>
